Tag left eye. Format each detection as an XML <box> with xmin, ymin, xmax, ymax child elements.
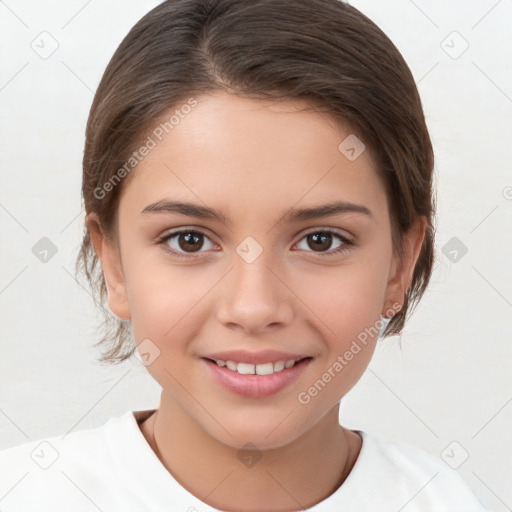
<box><xmin>294</xmin><ymin>229</ymin><xmax>353</xmax><ymax>255</ymax></box>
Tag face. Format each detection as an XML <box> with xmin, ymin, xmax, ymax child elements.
<box><xmin>91</xmin><ymin>91</ymin><xmax>423</xmax><ymax>450</ymax></box>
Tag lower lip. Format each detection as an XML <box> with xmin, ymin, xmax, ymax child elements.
<box><xmin>202</xmin><ymin>358</ymin><xmax>313</xmax><ymax>398</ymax></box>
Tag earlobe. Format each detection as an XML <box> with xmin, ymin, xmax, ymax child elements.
<box><xmin>86</xmin><ymin>213</ymin><xmax>131</xmax><ymax>320</ymax></box>
<box><xmin>382</xmin><ymin>217</ymin><xmax>426</xmax><ymax>316</ymax></box>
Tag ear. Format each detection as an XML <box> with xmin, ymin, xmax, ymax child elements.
<box><xmin>382</xmin><ymin>216</ymin><xmax>426</xmax><ymax>317</ymax></box>
<box><xmin>86</xmin><ymin>213</ymin><xmax>131</xmax><ymax>320</ymax></box>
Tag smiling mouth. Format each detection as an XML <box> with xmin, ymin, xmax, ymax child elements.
<box><xmin>203</xmin><ymin>357</ymin><xmax>313</xmax><ymax>375</ymax></box>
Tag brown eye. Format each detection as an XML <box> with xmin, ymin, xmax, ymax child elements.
<box><xmin>295</xmin><ymin>229</ymin><xmax>354</xmax><ymax>256</ymax></box>
<box><xmin>177</xmin><ymin>232</ymin><xmax>204</xmax><ymax>252</ymax></box>
<box><xmin>307</xmin><ymin>232</ymin><xmax>334</xmax><ymax>252</ymax></box>
<box><xmin>159</xmin><ymin>229</ymin><xmax>216</xmax><ymax>257</ymax></box>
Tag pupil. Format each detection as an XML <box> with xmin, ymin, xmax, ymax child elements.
<box><xmin>179</xmin><ymin>232</ymin><xmax>202</xmax><ymax>252</ymax></box>
<box><xmin>309</xmin><ymin>233</ymin><xmax>331</xmax><ymax>251</ymax></box>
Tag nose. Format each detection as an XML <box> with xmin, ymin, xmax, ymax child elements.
<box><xmin>215</xmin><ymin>249</ymin><xmax>295</xmax><ymax>335</ymax></box>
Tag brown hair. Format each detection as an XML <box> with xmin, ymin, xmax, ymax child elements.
<box><xmin>77</xmin><ymin>0</ymin><xmax>436</xmax><ymax>364</ymax></box>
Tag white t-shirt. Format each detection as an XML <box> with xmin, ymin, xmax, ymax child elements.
<box><xmin>0</xmin><ymin>409</ymin><xmax>489</xmax><ymax>511</ymax></box>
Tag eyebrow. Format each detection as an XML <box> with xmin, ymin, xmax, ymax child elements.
<box><xmin>140</xmin><ymin>199</ymin><xmax>373</xmax><ymax>224</ymax></box>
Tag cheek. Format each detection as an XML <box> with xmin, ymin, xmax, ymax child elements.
<box><xmin>295</xmin><ymin>271</ymin><xmax>383</xmax><ymax>410</ymax></box>
<box><xmin>295</xmin><ymin>258</ymin><xmax>388</xmax><ymax>338</ymax></box>
<box><xmin>123</xmin><ymin>251</ymin><xmax>226</xmax><ymax>353</ymax></box>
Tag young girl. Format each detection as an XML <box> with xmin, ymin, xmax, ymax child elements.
<box><xmin>0</xmin><ymin>0</ymin><xmax>489</xmax><ymax>510</ymax></box>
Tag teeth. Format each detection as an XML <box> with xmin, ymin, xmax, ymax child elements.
<box><xmin>226</xmin><ymin>360</ymin><xmax>238</xmax><ymax>371</ymax></box>
<box><xmin>213</xmin><ymin>358</ymin><xmax>301</xmax><ymax>375</ymax></box>
<box><xmin>274</xmin><ymin>361</ymin><xmax>285</xmax><ymax>372</ymax></box>
<box><xmin>255</xmin><ymin>362</ymin><xmax>274</xmax><ymax>375</ymax></box>
<box><xmin>237</xmin><ymin>362</ymin><xmax>257</xmax><ymax>375</ymax></box>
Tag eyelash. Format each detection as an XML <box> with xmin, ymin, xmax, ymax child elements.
<box><xmin>155</xmin><ymin>228</ymin><xmax>355</xmax><ymax>259</ymax></box>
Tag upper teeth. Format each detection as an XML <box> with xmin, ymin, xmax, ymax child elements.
<box><xmin>215</xmin><ymin>359</ymin><xmax>299</xmax><ymax>375</ymax></box>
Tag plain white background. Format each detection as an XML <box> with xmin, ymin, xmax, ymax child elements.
<box><xmin>0</xmin><ymin>0</ymin><xmax>511</xmax><ymax>510</ymax></box>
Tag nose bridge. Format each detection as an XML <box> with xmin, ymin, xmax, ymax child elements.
<box><xmin>215</xmin><ymin>240</ymin><xmax>294</xmax><ymax>332</ymax></box>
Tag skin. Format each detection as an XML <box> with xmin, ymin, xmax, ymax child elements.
<box><xmin>88</xmin><ymin>90</ymin><xmax>425</xmax><ymax>511</ymax></box>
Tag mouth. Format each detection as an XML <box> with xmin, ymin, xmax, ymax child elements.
<box><xmin>201</xmin><ymin>356</ymin><xmax>314</xmax><ymax>398</ymax></box>
<box><xmin>203</xmin><ymin>356</ymin><xmax>312</xmax><ymax>375</ymax></box>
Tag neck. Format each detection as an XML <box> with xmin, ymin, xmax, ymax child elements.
<box><xmin>140</xmin><ymin>393</ymin><xmax>361</xmax><ymax>511</ymax></box>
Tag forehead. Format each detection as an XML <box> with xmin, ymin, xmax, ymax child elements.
<box><xmin>119</xmin><ymin>91</ymin><xmax>389</xmax><ymax>225</ymax></box>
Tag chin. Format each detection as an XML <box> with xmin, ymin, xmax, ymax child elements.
<box><xmin>203</xmin><ymin>416</ymin><xmax>307</xmax><ymax>452</ymax></box>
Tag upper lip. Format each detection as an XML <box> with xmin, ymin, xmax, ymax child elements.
<box><xmin>202</xmin><ymin>350</ymin><xmax>312</xmax><ymax>365</ymax></box>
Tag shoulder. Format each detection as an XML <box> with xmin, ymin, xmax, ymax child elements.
<box><xmin>0</xmin><ymin>410</ymin><xmax>140</xmax><ymax>511</ymax></box>
<box><xmin>342</xmin><ymin>430</ymin><xmax>490</xmax><ymax>511</ymax></box>
<box><xmin>0</xmin><ymin>419</ymin><xmax>108</xmax><ymax>472</ymax></box>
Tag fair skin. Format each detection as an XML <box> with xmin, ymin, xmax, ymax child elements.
<box><xmin>88</xmin><ymin>91</ymin><xmax>425</xmax><ymax>511</ymax></box>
